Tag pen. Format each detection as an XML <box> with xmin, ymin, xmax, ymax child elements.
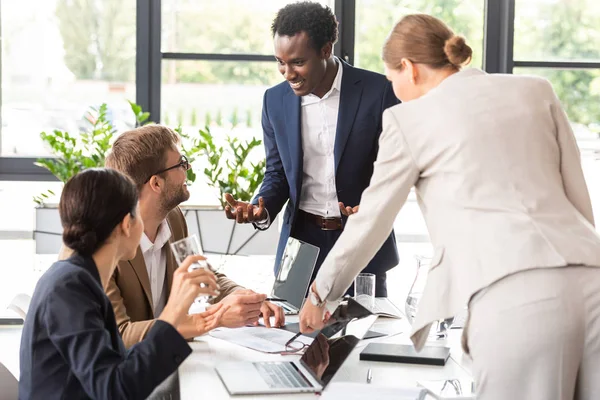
<box><xmin>285</xmin><ymin>331</ymin><xmax>302</xmax><ymax>347</ymax></box>
<box><xmin>265</xmin><ymin>297</ymin><xmax>287</xmax><ymax>302</ymax></box>
<box><xmin>366</xmin><ymin>368</ymin><xmax>372</xmax><ymax>384</ymax></box>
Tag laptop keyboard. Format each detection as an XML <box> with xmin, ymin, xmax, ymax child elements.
<box><xmin>254</xmin><ymin>362</ymin><xmax>311</xmax><ymax>389</ymax></box>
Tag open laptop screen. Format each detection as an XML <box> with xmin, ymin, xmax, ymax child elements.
<box><xmin>299</xmin><ymin>298</ymin><xmax>377</xmax><ymax>387</ymax></box>
<box><xmin>271</xmin><ymin>237</ymin><xmax>320</xmax><ymax>310</ymax></box>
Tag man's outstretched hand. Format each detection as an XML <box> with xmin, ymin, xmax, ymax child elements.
<box><xmin>224</xmin><ymin>193</ymin><xmax>267</xmax><ymax>223</ymax></box>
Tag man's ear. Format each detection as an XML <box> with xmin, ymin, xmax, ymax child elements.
<box><xmin>320</xmin><ymin>42</ymin><xmax>333</xmax><ymax>59</ymax></box>
<box><xmin>148</xmin><ymin>175</ymin><xmax>163</xmax><ymax>194</ymax></box>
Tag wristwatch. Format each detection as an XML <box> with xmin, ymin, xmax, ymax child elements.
<box><xmin>309</xmin><ymin>287</ymin><xmax>325</xmax><ymax>307</ymax></box>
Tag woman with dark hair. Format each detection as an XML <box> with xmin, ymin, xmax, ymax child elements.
<box><xmin>300</xmin><ymin>13</ymin><xmax>600</xmax><ymax>399</ymax></box>
<box><xmin>19</xmin><ymin>168</ymin><xmax>225</xmax><ymax>399</ymax></box>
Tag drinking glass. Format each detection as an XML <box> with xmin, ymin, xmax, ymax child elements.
<box><xmin>170</xmin><ymin>234</ymin><xmax>217</xmax><ymax>311</ymax></box>
<box><xmin>354</xmin><ymin>273</ymin><xmax>376</xmax><ymax>309</ymax></box>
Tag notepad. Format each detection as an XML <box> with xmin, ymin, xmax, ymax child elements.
<box><xmin>320</xmin><ymin>382</ymin><xmax>427</xmax><ymax>400</ymax></box>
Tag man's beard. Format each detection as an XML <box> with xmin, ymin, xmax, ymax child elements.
<box><xmin>159</xmin><ymin>181</ymin><xmax>190</xmax><ymax>214</ymax></box>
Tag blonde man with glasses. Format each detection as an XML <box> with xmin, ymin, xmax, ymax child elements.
<box><xmin>61</xmin><ymin>125</ymin><xmax>284</xmax><ymax>348</ymax></box>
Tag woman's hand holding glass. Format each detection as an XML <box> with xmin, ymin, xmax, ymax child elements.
<box><xmin>158</xmin><ymin>255</ymin><xmax>220</xmax><ymax>329</ymax></box>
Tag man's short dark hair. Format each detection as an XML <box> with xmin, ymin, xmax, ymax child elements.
<box><xmin>271</xmin><ymin>1</ymin><xmax>338</xmax><ymax>52</ymax></box>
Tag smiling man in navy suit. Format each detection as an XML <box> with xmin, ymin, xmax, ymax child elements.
<box><xmin>224</xmin><ymin>1</ymin><xmax>399</xmax><ymax>297</ymax></box>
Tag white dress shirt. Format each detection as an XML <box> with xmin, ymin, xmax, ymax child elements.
<box><xmin>298</xmin><ymin>58</ymin><xmax>343</xmax><ymax>217</ymax></box>
<box><xmin>139</xmin><ymin>220</ymin><xmax>172</xmax><ymax>317</ymax></box>
<box><xmin>256</xmin><ymin>58</ymin><xmax>344</xmax><ymax>227</ymax></box>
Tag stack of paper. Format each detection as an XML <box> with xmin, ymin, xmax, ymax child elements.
<box><xmin>209</xmin><ymin>326</ymin><xmax>313</xmax><ymax>353</ymax></box>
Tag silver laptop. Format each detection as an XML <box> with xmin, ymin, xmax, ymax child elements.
<box><xmin>215</xmin><ymin>298</ymin><xmax>377</xmax><ymax>395</ymax></box>
<box><xmin>270</xmin><ymin>237</ymin><xmax>319</xmax><ymax>315</ymax></box>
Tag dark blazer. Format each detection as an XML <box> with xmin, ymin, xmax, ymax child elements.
<box><xmin>255</xmin><ymin>59</ymin><xmax>400</xmax><ymax>275</ymax></box>
<box><xmin>19</xmin><ymin>254</ymin><xmax>191</xmax><ymax>400</ymax></box>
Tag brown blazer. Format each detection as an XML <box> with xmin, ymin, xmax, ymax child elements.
<box><xmin>104</xmin><ymin>207</ymin><xmax>244</xmax><ymax>348</ymax></box>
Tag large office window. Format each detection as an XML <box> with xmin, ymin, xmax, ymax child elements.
<box><xmin>161</xmin><ymin>60</ymin><xmax>281</xmax><ymax>131</ymax></box>
<box><xmin>2</xmin><ymin>0</ymin><xmax>599</xmax><ymax>311</ymax></box>
<box><xmin>514</xmin><ymin>0</ymin><xmax>600</xmax><ymax>62</ymax></box>
<box><xmin>354</xmin><ymin>0</ymin><xmax>485</xmax><ymax>73</ymax></box>
<box><xmin>0</xmin><ymin>0</ymin><xmax>136</xmax><ymax>312</ymax></box>
<box><xmin>162</xmin><ymin>0</ymin><xmax>297</xmax><ymax>55</ymax></box>
<box><xmin>1</xmin><ymin>0</ymin><xmax>136</xmax><ymax>158</ymax></box>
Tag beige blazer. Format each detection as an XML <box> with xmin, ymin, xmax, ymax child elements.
<box><xmin>60</xmin><ymin>207</ymin><xmax>243</xmax><ymax>348</ymax></box>
<box><xmin>313</xmin><ymin>68</ymin><xmax>600</xmax><ymax>350</ymax></box>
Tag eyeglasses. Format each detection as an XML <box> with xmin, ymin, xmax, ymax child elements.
<box><xmin>144</xmin><ymin>155</ymin><xmax>190</xmax><ymax>183</ymax></box>
<box><xmin>281</xmin><ymin>332</ymin><xmax>310</xmax><ymax>355</ymax></box>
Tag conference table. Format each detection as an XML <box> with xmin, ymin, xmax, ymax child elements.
<box><xmin>0</xmin><ymin>314</ymin><xmax>472</xmax><ymax>399</ymax></box>
<box><xmin>178</xmin><ymin>315</ymin><xmax>473</xmax><ymax>399</ymax></box>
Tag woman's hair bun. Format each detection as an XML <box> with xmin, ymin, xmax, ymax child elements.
<box><xmin>62</xmin><ymin>224</ymin><xmax>98</xmax><ymax>257</ymax></box>
<box><xmin>444</xmin><ymin>35</ymin><xmax>472</xmax><ymax>67</ymax></box>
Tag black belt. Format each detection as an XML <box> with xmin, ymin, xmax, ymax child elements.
<box><xmin>298</xmin><ymin>210</ymin><xmax>343</xmax><ymax>231</ymax></box>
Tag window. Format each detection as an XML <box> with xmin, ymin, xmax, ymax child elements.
<box><xmin>162</xmin><ymin>0</ymin><xmax>328</xmax><ymax>55</ymax></box>
<box><xmin>514</xmin><ymin>0</ymin><xmax>600</xmax><ymax>62</ymax></box>
<box><xmin>0</xmin><ymin>0</ymin><xmax>136</xmax><ymax>157</ymax></box>
<box><xmin>0</xmin><ymin>0</ymin><xmax>136</xmax><ymax>315</ymax></box>
<box><xmin>354</xmin><ymin>0</ymin><xmax>485</xmax><ymax>73</ymax></box>
<box><xmin>160</xmin><ymin>0</ymin><xmax>335</xmax><ymax>127</ymax></box>
<box><xmin>161</xmin><ymin>60</ymin><xmax>281</xmax><ymax>131</ymax></box>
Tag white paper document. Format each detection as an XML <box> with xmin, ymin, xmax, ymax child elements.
<box><xmin>356</xmin><ymin>296</ymin><xmax>404</xmax><ymax>319</ymax></box>
<box><xmin>320</xmin><ymin>382</ymin><xmax>427</xmax><ymax>400</ymax></box>
<box><xmin>209</xmin><ymin>326</ymin><xmax>314</xmax><ymax>353</ymax></box>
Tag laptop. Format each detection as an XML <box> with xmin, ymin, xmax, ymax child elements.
<box><xmin>215</xmin><ymin>298</ymin><xmax>377</xmax><ymax>395</ymax></box>
<box><xmin>270</xmin><ymin>237</ymin><xmax>320</xmax><ymax>315</ymax></box>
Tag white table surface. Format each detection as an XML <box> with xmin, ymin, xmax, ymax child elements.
<box><xmin>0</xmin><ymin>316</ymin><xmax>473</xmax><ymax>399</ymax></box>
<box><xmin>178</xmin><ymin>316</ymin><xmax>473</xmax><ymax>400</ymax></box>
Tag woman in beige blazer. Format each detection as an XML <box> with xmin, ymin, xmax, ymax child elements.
<box><xmin>299</xmin><ymin>14</ymin><xmax>600</xmax><ymax>400</ymax></box>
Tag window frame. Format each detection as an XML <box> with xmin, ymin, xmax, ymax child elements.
<box><xmin>5</xmin><ymin>0</ymin><xmax>595</xmax><ymax>180</ymax></box>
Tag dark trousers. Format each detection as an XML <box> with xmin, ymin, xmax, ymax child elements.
<box><xmin>291</xmin><ymin>214</ymin><xmax>388</xmax><ymax>298</ymax></box>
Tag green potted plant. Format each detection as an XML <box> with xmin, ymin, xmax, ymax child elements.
<box><xmin>32</xmin><ymin>102</ymin><xmax>277</xmax><ymax>256</ymax></box>
<box><xmin>177</xmin><ymin>117</ymin><xmax>278</xmax><ymax>256</ymax></box>
<box><xmin>33</xmin><ymin>104</ymin><xmax>118</xmax><ymax>253</ymax></box>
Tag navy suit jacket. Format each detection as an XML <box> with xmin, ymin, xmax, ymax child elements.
<box><xmin>255</xmin><ymin>60</ymin><xmax>400</xmax><ymax>275</ymax></box>
<box><xmin>19</xmin><ymin>254</ymin><xmax>191</xmax><ymax>400</ymax></box>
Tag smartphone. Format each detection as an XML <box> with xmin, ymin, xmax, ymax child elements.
<box><xmin>417</xmin><ymin>379</ymin><xmax>476</xmax><ymax>399</ymax></box>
